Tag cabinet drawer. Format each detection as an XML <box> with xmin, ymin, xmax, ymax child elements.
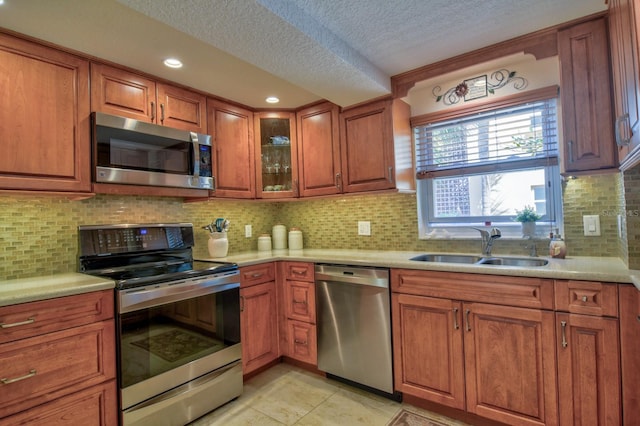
<box><xmin>0</xmin><ymin>320</ymin><xmax>116</xmax><ymax>419</ymax></box>
<box><xmin>284</xmin><ymin>280</ymin><xmax>316</xmax><ymax>323</ymax></box>
<box><xmin>282</xmin><ymin>262</ymin><xmax>314</xmax><ymax>282</ymax></box>
<box><xmin>391</xmin><ymin>269</ymin><xmax>554</xmax><ymax>310</ymax></box>
<box><xmin>555</xmin><ymin>280</ymin><xmax>618</xmax><ymax>317</ymax></box>
<box><xmin>2</xmin><ymin>380</ymin><xmax>117</xmax><ymax>426</ymax></box>
<box><xmin>0</xmin><ymin>290</ymin><xmax>114</xmax><ymax>344</ymax></box>
<box><xmin>285</xmin><ymin>320</ymin><xmax>317</xmax><ymax>365</ymax></box>
<box><xmin>240</xmin><ymin>263</ymin><xmax>276</xmax><ymax>287</ymax></box>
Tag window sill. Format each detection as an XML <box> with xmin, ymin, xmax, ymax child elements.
<box><xmin>420</xmin><ymin>222</ymin><xmax>558</xmax><ymax>240</ymax></box>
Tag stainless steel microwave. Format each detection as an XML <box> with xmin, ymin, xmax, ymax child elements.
<box><xmin>91</xmin><ymin>112</ymin><xmax>213</xmax><ymax>190</ymax></box>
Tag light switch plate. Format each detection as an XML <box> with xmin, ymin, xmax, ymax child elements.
<box><xmin>358</xmin><ymin>221</ymin><xmax>371</xmax><ymax>236</ymax></box>
<box><xmin>245</xmin><ymin>224</ymin><xmax>252</xmax><ymax>238</ymax></box>
<box><xmin>583</xmin><ymin>215</ymin><xmax>601</xmax><ymax>236</ymax></box>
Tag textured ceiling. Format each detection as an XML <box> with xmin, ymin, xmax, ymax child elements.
<box><xmin>0</xmin><ymin>0</ymin><xmax>606</xmax><ymax>108</ymax></box>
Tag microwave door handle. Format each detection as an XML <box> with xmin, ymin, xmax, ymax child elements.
<box><xmin>190</xmin><ymin>132</ymin><xmax>201</xmax><ymax>179</ymax></box>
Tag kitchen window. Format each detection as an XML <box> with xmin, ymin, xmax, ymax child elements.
<box><xmin>413</xmin><ymin>86</ymin><xmax>563</xmax><ymax>238</ymax></box>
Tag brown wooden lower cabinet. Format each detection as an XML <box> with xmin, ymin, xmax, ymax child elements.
<box><xmin>240</xmin><ymin>279</ymin><xmax>279</xmax><ymax>375</ymax></box>
<box><xmin>0</xmin><ymin>291</ymin><xmax>116</xmax><ymax>425</ymax></box>
<box><xmin>392</xmin><ymin>270</ymin><xmax>558</xmax><ymax>426</ymax></box>
<box><xmin>556</xmin><ymin>313</ymin><xmax>620</xmax><ymax>425</ymax></box>
<box><xmin>284</xmin><ymin>319</ymin><xmax>317</xmax><ymax>365</ymax></box>
<box><xmin>2</xmin><ymin>380</ymin><xmax>117</xmax><ymax>426</ymax></box>
<box><xmin>619</xmin><ymin>285</ymin><xmax>640</xmax><ymax>425</ymax></box>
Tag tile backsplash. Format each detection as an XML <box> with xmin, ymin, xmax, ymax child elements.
<box><xmin>0</xmin><ymin>171</ymin><xmax>631</xmax><ymax>280</ymax></box>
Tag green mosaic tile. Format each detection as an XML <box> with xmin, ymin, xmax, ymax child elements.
<box><xmin>0</xmin><ymin>168</ymin><xmax>636</xmax><ymax>279</ymax></box>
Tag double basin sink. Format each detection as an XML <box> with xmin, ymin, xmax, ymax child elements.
<box><xmin>410</xmin><ymin>253</ymin><xmax>549</xmax><ymax>267</ymax></box>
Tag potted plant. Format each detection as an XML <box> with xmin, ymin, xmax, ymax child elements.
<box><xmin>514</xmin><ymin>205</ymin><xmax>541</xmax><ymax>237</ymax></box>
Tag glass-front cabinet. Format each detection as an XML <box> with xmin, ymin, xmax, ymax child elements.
<box><xmin>255</xmin><ymin>112</ymin><xmax>298</xmax><ymax>198</ymax></box>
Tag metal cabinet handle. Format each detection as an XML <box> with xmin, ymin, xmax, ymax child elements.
<box><xmin>1</xmin><ymin>369</ymin><xmax>37</xmax><ymax>385</ymax></box>
<box><xmin>615</xmin><ymin>113</ymin><xmax>631</xmax><ymax>147</ymax></box>
<box><xmin>240</xmin><ymin>295</ymin><xmax>245</xmax><ymax>312</ymax></box>
<box><xmin>581</xmin><ymin>295</ymin><xmax>588</xmax><ymax>302</ymax></box>
<box><xmin>160</xmin><ymin>103</ymin><xmax>165</xmax><ymax>124</ymax></box>
<box><xmin>293</xmin><ymin>179</ymin><xmax>299</xmax><ymax>197</ymax></box>
<box><xmin>335</xmin><ymin>173</ymin><xmax>342</xmax><ymax>191</ymax></box>
<box><xmin>561</xmin><ymin>320</ymin><xmax>568</xmax><ymax>348</ymax></box>
<box><xmin>453</xmin><ymin>307</ymin><xmax>459</xmax><ymax>330</ymax></box>
<box><xmin>0</xmin><ymin>318</ymin><xmax>35</xmax><ymax>329</ymax></box>
<box><xmin>465</xmin><ymin>309</ymin><xmax>471</xmax><ymax>332</ymax></box>
<box><xmin>291</xmin><ymin>269</ymin><xmax>306</xmax><ymax>276</ymax></box>
<box><xmin>388</xmin><ymin>166</ymin><xmax>394</xmax><ymax>183</ymax></box>
<box><xmin>150</xmin><ymin>101</ymin><xmax>155</xmax><ymax>122</ymax></box>
<box><xmin>294</xmin><ymin>339</ymin><xmax>308</xmax><ymax>346</ymax></box>
<box><xmin>251</xmin><ymin>272</ymin><xmax>264</xmax><ymax>278</ymax></box>
<box><xmin>293</xmin><ymin>300</ymin><xmax>307</xmax><ymax>305</ymax></box>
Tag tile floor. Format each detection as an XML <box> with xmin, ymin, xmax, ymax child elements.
<box><xmin>189</xmin><ymin>363</ymin><xmax>470</xmax><ymax>426</ymax></box>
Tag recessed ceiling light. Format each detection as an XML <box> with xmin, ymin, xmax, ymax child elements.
<box><xmin>163</xmin><ymin>58</ymin><xmax>183</xmax><ymax>69</ymax></box>
<box><xmin>265</xmin><ymin>96</ymin><xmax>280</xmax><ymax>104</ymax></box>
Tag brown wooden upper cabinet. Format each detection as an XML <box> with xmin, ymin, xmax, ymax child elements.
<box><xmin>338</xmin><ymin>98</ymin><xmax>413</xmax><ymax>193</ymax></box>
<box><xmin>254</xmin><ymin>112</ymin><xmax>299</xmax><ymax>199</ymax></box>
<box><xmin>91</xmin><ymin>63</ymin><xmax>207</xmax><ymax>134</ymax></box>
<box><xmin>558</xmin><ymin>18</ymin><xmax>617</xmax><ymax>174</ymax></box>
<box><xmin>207</xmin><ymin>99</ymin><xmax>255</xmax><ymax>199</ymax></box>
<box><xmin>0</xmin><ymin>31</ymin><xmax>91</xmax><ymax>193</ymax></box>
<box><xmin>609</xmin><ymin>0</ymin><xmax>640</xmax><ymax>170</ymax></box>
<box><xmin>297</xmin><ymin>102</ymin><xmax>342</xmax><ymax>197</ymax></box>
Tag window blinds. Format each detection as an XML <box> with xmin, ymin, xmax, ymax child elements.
<box><xmin>414</xmin><ymin>97</ymin><xmax>558</xmax><ymax>179</ymax></box>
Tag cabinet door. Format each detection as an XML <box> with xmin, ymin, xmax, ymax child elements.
<box><xmin>340</xmin><ymin>99</ymin><xmax>395</xmax><ymax>192</ymax></box>
<box><xmin>240</xmin><ymin>281</ymin><xmax>279</xmax><ymax>375</ymax></box>
<box><xmin>90</xmin><ymin>63</ymin><xmax>156</xmax><ymax>123</ymax></box>
<box><xmin>464</xmin><ymin>302</ymin><xmax>558</xmax><ymax>426</ymax></box>
<box><xmin>619</xmin><ymin>285</ymin><xmax>640</xmax><ymax>425</ymax></box>
<box><xmin>391</xmin><ymin>293</ymin><xmax>465</xmax><ymax>409</ymax></box>
<box><xmin>558</xmin><ymin>18</ymin><xmax>617</xmax><ymax>173</ymax></box>
<box><xmin>283</xmin><ymin>280</ymin><xmax>315</xmax><ymax>323</ymax></box>
<box><xmin>297</xmin><ymin>102</ymin><xmax>342</xmax><ymax>197</ymax></box>
<box><xmin>609</xmin><ymin>0</ymin><xmax>640</xmax><ymax>166</ymax></box>
<box><xmin>255</xmin><ymin>112</ymin><xmax>299</xmax><ymax>198</ymax></box>
<box><xmin>0</xmin><ymin>33</ymin><xmax>90</xmax><ymax>192</ymax></box>
<box><xmin>208</xmin><ymin>99</ymin><xmax>255</xmax><ymax>198</ymax></box>
<box><xmin>556</xmin><ymin>313</ymin><xmax>620</xmax><ymax>426</ymax></box>
<box><xmin>156</xmin><ymin>83</ymin><xmax>207</xmax><ymax>133</ymax></box>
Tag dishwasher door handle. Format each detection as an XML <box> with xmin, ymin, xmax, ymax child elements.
<box><xmin>315</xmin><ymin>272</ymin><xmax>388</xmax><ymax>288</ymax></box>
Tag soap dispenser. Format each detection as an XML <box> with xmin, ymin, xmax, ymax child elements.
<box><xmin>549</xmin><ymin>229</ymin><xmax>567</xmax><ymax>259</ymax></box>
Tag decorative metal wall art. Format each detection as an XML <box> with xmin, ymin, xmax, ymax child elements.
<box><xmin>433</xmin><ymin>69</ymin><xmax>528</xmax><ymax>105</ymax></box>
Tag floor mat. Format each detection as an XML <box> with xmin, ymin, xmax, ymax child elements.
<box><xmin>387</xmin><ymin>409</ymin><xmax>451</xmax><ymax>426</ymax></box>
<box><xmin>131</xmin><ymin>329</ymin><xmax>220</xmax><ymax>363</ymax></box>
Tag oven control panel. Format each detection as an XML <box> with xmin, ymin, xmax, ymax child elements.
<box><xmin>78</xmin><ymin>224</ymin><xmax>194</xmax><ymax>256</ymax></box>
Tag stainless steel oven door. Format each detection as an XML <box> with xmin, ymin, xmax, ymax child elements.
<box><xmin>117</xmin><ymin>272</ymin><xmax>240</xmax><ymax>412</ymax></box>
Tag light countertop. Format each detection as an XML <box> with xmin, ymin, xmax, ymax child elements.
<box><xmin>1</xmin><ymin>249</ymin><xmax>637</xmax><ymax>308</ymax></box>
<box><xmin>200</xmin><ymin>249</ymin><xmax>638</xmax><ymax>289</ymax></box>
<box><xmin>0</xmin><ymin>273</ymin><xmax>115</xmax><ymax>307</ymax></box>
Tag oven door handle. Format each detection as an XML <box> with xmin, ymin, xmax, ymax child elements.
<box><xmin>119</xmin><ymin>278</ymin><xmax>239</xmax><ymax>314</ymax></box>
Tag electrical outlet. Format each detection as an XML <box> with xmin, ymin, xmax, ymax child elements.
<box><xmin>358</xmin><ymin>221</ymin><xmax>371</xmax><ymax>236</ymax></box>
<box><xmin>245</xmin><ymin>224</ymin><xmax>252</xmax><ymax>238</ymax></box>
<box><xmin>582</xmin><ymin>215</ymin><xmax>601</xmax><ymax>236</ymax></box>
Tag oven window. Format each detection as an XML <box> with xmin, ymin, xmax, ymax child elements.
<box><xmin>118</xmin><ymin>288</ymin><xmax>240</xmax><ymax>388</ymax></box>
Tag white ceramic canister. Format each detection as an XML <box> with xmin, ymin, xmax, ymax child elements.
<box><xmin>258</xmin><ymin>234</ymin><xmax>272</xmax><ymax>251</ymax></box>
<box><xmin>288</xmin><ymin>227</ymin><xmax>303</xmax><ymax>250</ymax></box>
<box><xmin>272</xmin><ymin>224</ymin><xmax>287</xmax><ymax>250</ymax></box>
<box><xmin>208</xmin><ymin>232</ymin><xmax>229</xmax><ymax>258</ymax></box>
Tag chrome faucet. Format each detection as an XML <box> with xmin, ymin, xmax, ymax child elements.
<box><xmin>472</xmin><ymin>227</ymin><xmax>501</xmax><ymax>256</ymax></box>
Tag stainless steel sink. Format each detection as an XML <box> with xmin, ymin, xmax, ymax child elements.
<box><xmin>477</xmin><ymin>257</ymin><xmax>549</xmax><ymax>267</ymax></box>
<box><xmin>410</xmin><ymin>253</ymin><xmax>548</xmax><ymax>267</ymax></box>
<box><xmin>409</xmin><ymin>254</ymin><xmax>483</xmax><ymax>264</ymax></box>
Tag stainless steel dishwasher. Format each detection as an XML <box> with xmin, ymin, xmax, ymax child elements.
<box><xmin>315</xmin><ymin>264</ymin><xmax>398</xmax><ymax>399</ymax></box>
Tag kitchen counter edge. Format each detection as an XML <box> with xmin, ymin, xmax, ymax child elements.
<box><xmin>0</xmin><ymin>273</ymin><xmax>115</xmax><ymax>307</ymax></box>
<box><xmin>200</xmin><ymin>249</ymin><xmax>639</xmax><ymax>290</ymax></box>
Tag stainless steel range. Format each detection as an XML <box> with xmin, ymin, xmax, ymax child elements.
<box><xmin>79</xmin><ymin>223</ymin><xmax>241</xmax><ymax>426</ymax></box>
